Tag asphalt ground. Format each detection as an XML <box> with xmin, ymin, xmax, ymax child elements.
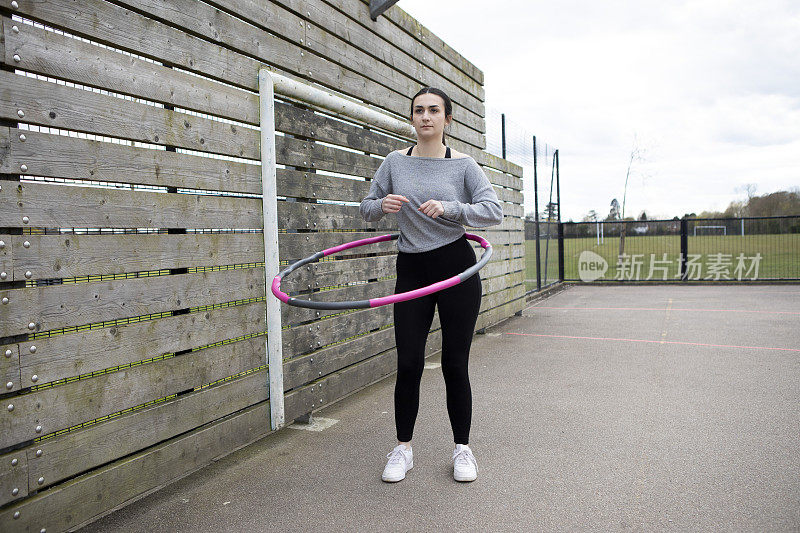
<box><xmin>78</xmin><ymin>284</ymin><xmax>800</xmax><ymax>532</ymax></box>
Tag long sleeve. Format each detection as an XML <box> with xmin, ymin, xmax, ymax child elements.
<box><xmin>440</xmin><ymin>158</ymin><xmax>503</xmax><ymax>227</ymax></box>
<box><xmin>359</xmin><ymin>153</ymin><xmax>392</xmax><ymax>222</ymax></box>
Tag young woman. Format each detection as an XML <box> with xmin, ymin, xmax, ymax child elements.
<box><xmin>359</xmin><ymin>88</ymin><xmax>503</xmax><ymax>483</ymax></box>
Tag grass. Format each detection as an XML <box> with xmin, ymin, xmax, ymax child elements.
<box><xmin>524</xmin><ymin>234</ymin><xmax>800</xmax><ymax>287</ymax></box>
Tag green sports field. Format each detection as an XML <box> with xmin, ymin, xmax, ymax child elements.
<box><xmin>525</xmin><ymin>234</ymin><xmax>800</xmax><ymax>290</ymax></box>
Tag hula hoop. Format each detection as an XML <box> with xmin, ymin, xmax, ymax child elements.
<box><xmin>271</xmin><ymin>233</ymin><xmax>492</xmax><ymax>310</ymax></box>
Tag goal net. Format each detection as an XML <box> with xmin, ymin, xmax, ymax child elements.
<box><xmin>694</xmin><ymin>225</ymin><xmax>727</xmax><ymax>236</ymax></box>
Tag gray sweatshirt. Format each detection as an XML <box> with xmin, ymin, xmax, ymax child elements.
<box><xmin>359</xmin><ymin>150</ymin><xmax>503</xmax><ymax>253</ymax></box>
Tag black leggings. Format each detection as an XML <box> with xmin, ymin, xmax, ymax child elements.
<box><xmin>393</xmin><ymin>235</ymin><xmax>482</xmax><ymax>445</ymax></box>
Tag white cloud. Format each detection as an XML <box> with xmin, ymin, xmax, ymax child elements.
<box><xmin>398</xmin><ymin>0</ymin><xmax>800</xmax><ymax>220</ymax></box>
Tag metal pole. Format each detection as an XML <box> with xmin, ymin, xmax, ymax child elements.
<box><xmin>680</xmin><ymin>217</ymin><xmax>688</xmax><ymax>281</ymax></box>
<box><xmin>555</xmin><ymin>150</ymin><xmax>563</xmax><ymax>281</ymax></box>
<box><xmin>501</xmin><ymin>113</ymin><xmax>507</xmax><ymax>160</ymax></box>
<box><xmin>532</xmin><ymin>136</ymin><xmax>541</xmax><ymax>292</ymax></box>
<box><xmin>259</xmin><ymin>69</ymin><xmax>284</xmax><ymax>431</ymax></box>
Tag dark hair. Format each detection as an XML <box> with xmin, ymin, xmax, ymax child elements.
<box><xmin>410</xmin><ymin>87</ymin><xmax>453</xmax><ymax>145</ymax></box>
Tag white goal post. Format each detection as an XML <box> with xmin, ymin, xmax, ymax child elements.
<box><xmin>694</xmin><ymin>225</ymin><xmax>727</xmax><ymax>236</ymax></box>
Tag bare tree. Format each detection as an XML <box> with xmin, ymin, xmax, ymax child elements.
<box><xmin>619</xmin><ymin>135</ymin><xmax>646</xmax><ymax>259</ymax></box>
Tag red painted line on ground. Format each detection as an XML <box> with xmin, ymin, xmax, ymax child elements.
<box><xmin>504</xmin><ymin>332</ymin><xmax>800</xmax><ymax>352</ymax></box>
<box><xmin>527</xmin><ymin>306</ymin><xmax>800</xmax><ymax>315</ymax></box>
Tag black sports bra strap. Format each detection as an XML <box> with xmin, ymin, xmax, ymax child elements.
<box><xmin>406</xmin><ymin>146</ymin><xmax>451</xmax><ymax>157</ymax></box>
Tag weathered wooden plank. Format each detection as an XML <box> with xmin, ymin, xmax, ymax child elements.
<box><xmin>0</xmin><ymin>232</ymin><xmax>11</xmax><ymax>282</ymax></box>
<box><xmin>9</xmin><ymin>0</ymin><xmax>484</xmax><ymax>148</ymax></box>
<box><xmin>1</xmin><ymin>335</ymin><xmax>265</xmax><ymax>449</ymax></box>
<box><xmin>482</xmin><ymin>270</ymin><xmax>525</xmax><ymax>295</ymax></box>
<box><xmin>25</xmin><ymin>368</ymin><xmax>267</xmax><ymax>495</ymax></box>
<box><xmin>280</xmin><ymin>201</ymin><xmax>396</xmax><ymax>232</ymax></box>
<box><xmin>3</xmin><ymin>232</ymin><xmax>404</xmax><ymax>285</ymax></box>
<box><xmin>0</xmin><ymin>449</ymin><xmax>27</xmax><ymax>507</ymax></box>
<box><xmin>3</xmin><ymin>16</ymin><xmax>258</xmax><ymax>125</ymax></box>
<box><xmin>1</xmin><ymin>341</ymin><xmax>20</xmax><ymax>393</ymax></box>
<box><xmin>0</xmin><ymin>128</ymin><xmax>374</xmax><ymax>200</ymax></box>
<box><xmin>480</xmin><ymin>284</ymin><xmax>526</xmax><ymax>313</ymax></box>
<box><xmin>493</xmin><ymin>185</ymin><xmax>524</xmax><ymax>204</ymax></box>
<box><xmin>485</xmin><ymin>167</ymin><xmax>523</xmax><ymax>191</ymax></box>
<box><xmin>500</xmin><ymin>202</ymin><xmax>525</xmax><ymax>217</ymax></box>
<box><xmin>0</xmin><ymin>127</ymin><xmax>261</xmax><ymax>194</ymax></box>
<box><xmin>19</xmin><ymin>301</ymin><xmax>265</xmax><ymax>386</ymax></box>
<box><xmin>0</xmin><ymin>70</ymin><xmax>259</xmax><ymax>160</ymax></box>
<box><xmin>0</xmin><ymin>181</ymin><xmax>263</xmax><ymax>230</ymax></box>
<box><xmin>11</xmin><ymin>234</ymin><xmax>263</xmax><ymax>281</ymax></box>
<box><xmin>283</xmin><ymin>305</ymin><xmax>392</xmax><ymax>359</ymax></box>
<box><xmin>0</xmin><ymin>267</ymin><xmax>266</xmax><ymax>338</ymax></box>
<box><xmin>480</xmin><ymin>257</ymin><xmax>525</xmax><ymax>279</ymax></box>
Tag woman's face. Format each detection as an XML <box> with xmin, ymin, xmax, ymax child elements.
<box><xmin>411</xmin><ymin>93</ymin><xmax>451</xmax><ymax>142</ymax></box>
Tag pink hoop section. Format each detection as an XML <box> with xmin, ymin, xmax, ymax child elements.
<box><xmin>368</xmin><ymin>275</ymin><xmax>461</xmax><ymax>307</ymax></box>
<box><xmin>322</xmin><ymin>233</ymin><xmax>394</xmax><ymax>256</ymax></box>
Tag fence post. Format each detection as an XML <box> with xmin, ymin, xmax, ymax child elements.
<box><xmin>680</xmin><ymin>217</ymin><xmax>688</xmax><ymax>281</ymax></box>
<box><xmin>532</xmin><ymin>136</ymin><xmax>542</xmax><ymax>291</ymax></box>
<box><xmin>556</xmin><ymin>150</ymin><xmax>563</xmax><ymax>281</ymax></box>
<box><xmin>558</xmin><ymin>222</ymin><xmax>565</xmax><ymax>281</ymax></box>
<box><xmin>259</xmin><ymin>69</ymin><xmax>285</xmax><ymax>431</ymax></box>
<box><xmin>501</xmin><ymin>113</ymin><xmax>506</xmax><ymax>160</ymax></box>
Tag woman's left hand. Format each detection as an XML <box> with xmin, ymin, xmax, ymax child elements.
<box><xmin>418</xmin><ymin>199</ymin><xmax>444</xmax><ymax>219</ymax></box>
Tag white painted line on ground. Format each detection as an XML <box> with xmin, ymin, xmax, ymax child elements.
<box><xmin>423</xmin><ymin>362</ymin><xmax>441</xmax><ymax>369</ymax></box>
<box><xmin>505</xmin><ymin>332</ymin><xmax>800</xmax><ymax>352</ymax></box>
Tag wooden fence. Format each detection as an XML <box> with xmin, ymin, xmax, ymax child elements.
<box><xmin>0</xmin><ymin>0</ymin><xmax>525</xmax><ymax>530</ymax></box>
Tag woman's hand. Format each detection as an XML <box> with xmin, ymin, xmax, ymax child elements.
<box><xmin>382</xmin><ymin>194</ymin><xmax>410</xmax><ymax>213</ymax></box>
<box><xmin>418</xmin><ymin>199</ymin><xmax>444</xmax><ymax>219</ymax></box>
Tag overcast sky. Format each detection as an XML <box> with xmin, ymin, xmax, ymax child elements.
<box><xmin>398</xmin><ymin>0</ymin><xmax>800</xmax><ymax>221</ymax></box>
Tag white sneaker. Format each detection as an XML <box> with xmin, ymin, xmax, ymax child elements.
<box><xmin>382</xmin><ymin>444</ymin><xmax>413</xmax><ymax>482</ymax></box>
<box><xmin>452</xmin><ymin>444</ymin><xmax>478</xmax><ymax>482</ymax></box>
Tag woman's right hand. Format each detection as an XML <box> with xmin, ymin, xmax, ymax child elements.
<box><xmin>381</xmin><ymin>194</ymin><xmax>410</xmax><ymax>214</ymax></box>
